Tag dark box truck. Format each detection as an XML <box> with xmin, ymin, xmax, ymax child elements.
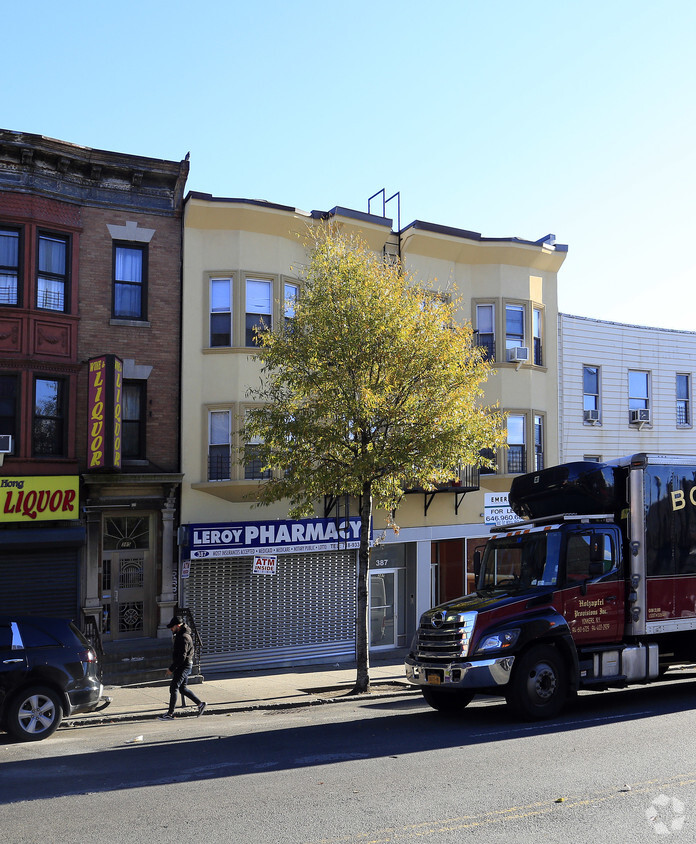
<box><xmin>405</xmin><ymin>453</ymin><xmax>696</xmax><ymax>719</ymax></box>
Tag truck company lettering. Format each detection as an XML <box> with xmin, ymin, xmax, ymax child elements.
<box><xmin>188</xmin><ymin>517</ymin><xmax>365</xmax><ymax>558</ymax></box>
<box><xmin>0</xmin><ymin>476</ymin><xmax>79</xmax><ymax>523</ymax></box>
<box><xmin>670</xmin><ymin>486</ymin><xmax>696</xmax><ymax>511</ymax></box>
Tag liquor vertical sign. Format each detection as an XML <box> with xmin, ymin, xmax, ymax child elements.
<box><xmin>88</xmin><ymin>355</ymin><xmax>123</xmax><ymax>470</ymax></box>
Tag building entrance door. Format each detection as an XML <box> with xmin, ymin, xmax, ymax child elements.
<box><xmin>102</xmin><ymin>551</ymin><xmax>147</xmax><ymax>639</ymax></box>
<box><xmin>369</xmin><ymin>569</ymin><xmax>399</xmax><ymax>649</ymax></box>
<box><xmin>101</xmin><ymin>515</ymin><xmax>154</xmax><ymax>640</ymax></box>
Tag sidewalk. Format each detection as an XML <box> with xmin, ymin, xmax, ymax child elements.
<box><xmin>63</xmin><ymin>652</ymin><xmax>417</xmax><ymax>729</ymax></box>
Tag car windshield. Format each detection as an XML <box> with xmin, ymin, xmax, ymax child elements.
<box><xmin>479</xmin><ymin>530</ymin><xmax>561</xmax><ymax>591</ymax></box>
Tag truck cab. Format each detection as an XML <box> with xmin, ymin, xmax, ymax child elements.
<box><xmin>406</xmin><ymin>516</ymin><xmax>626</xmax><ymax>719</ymax></box>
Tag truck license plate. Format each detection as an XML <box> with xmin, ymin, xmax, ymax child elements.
<box><xmin>426</xmin><ymin>673</ymin><xmax>442</xmax><ymax>685</ymax></box>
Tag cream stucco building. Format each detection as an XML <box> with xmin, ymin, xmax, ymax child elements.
<box><xmin>180</xmin><ymin>193</ymin><xmax>567</xmax><ymax>671</ymax></box>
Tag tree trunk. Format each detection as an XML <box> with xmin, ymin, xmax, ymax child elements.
<box><xmin>353</xmin><ymin>483</ymin><xmax>372</xmax><ymax>694</ymax></box>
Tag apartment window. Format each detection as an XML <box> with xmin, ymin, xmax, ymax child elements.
<box><xmin>123</xmin><ymin>381</ymin><xmax>146</xmax><ymax>459</ymax></box>
<box><xmin>37</xmin><ymin>233</ymin><xmax>68</xmax><ymax>311</ymax></box>
<box><xmin>583</xmin><ymin>455</ymin><xmax>602</xmax><ymax>463</ymax></box>
<box><xmin>533</xmin><ymin>307</ymin><xmax>543</xmax><ymax>366</ymax></box>
<box><xmin>284</xmin><ymin>281</ymin><xmax>298</xmax><ymax>330</ymax></box>
<box><xmin>243</xmin><ymin>408</ymin><xmax>271</xmax><ymax>480</ymax></box>
<box><xmin>33</xmin><ymin>377</ymin><xmax>65</xmax><ymax>456</ymax></box>
<box><xmin>583</xmin><ymin>365</ymin><xmax>600</xmax><ymax>420</ymax></box>
<box><xmin>246</xmin><ymin>278</ymin><xmax>272</xmax><ymax>346</ymax></box>
<box><xmin>0</xmin><ymin>227</ymin><xmax>19</xmax><ymax>306</ymax></box>
<box><xmin>505</xmin><ymin>304</ymin><xmax>525</xmax><ymax>352</ymax></box>
<box><xmin>210</xmin><ymin>278</ymin><xmax>232</xmax><ymax>346</ymax></box>
<box><xmin>478</xmin><ymin>447</ymin><xmax>497</xmax><ymax>475</ymax></box>
<box><xmin>628</xmin><ymin>370</ymin><xmax>650</xmax><ymax>421</ymax></box>
<box><xmin>534</xmin><ymin>415</ymin><xmax>544</xmax><ymax>471</ymax></box>
<box><xmin>208</xmin><ymin>410</ymin><xmax>231</xmax><ymax>481</ymax></box>
<box><xmin>475</xmin><ymin>304</ymin><xmax>495</xmax><ymax>360</ymax></box>
<box><xmin>677</xmin><ymin>374</ymin><xmax>691</xmax><ymax>426</ymax></box>
<box><xmin>244</xmin><ymin>439</ymin><xmax>271</xmax><ymax>480</ymax></box>
<box><xmin>113</xmin><ymin>243</ymin><xmax>147</xmax><ymax>320</ymax></box>
<box><xmin>506</xmin><ymin>414</ymin><xmax>526</xmax><ymax>474</ymax></box>
<box><xmin>0</xmin><ymin>374</ymin><xmax>18</xmax><ymax>453</ymax></box>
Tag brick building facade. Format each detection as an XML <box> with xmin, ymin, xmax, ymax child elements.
<box><xmin>0</xmin><ymin>129</ymin><xmax>188</xmax><ymax>645</ymax></box>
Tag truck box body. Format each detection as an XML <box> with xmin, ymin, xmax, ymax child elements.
<box><xmin>405</xmin><ymin>453</ymin><xmax>696</xmax><ymax>719</ymax></box>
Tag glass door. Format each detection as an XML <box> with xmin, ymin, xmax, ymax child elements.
<box><xmin>369</xmin><ymin>569</ymin><xmax>398</xmax><ymax>649</ymax></box>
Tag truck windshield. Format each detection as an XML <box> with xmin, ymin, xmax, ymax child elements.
<box><xmin>479</xmin><ymin>530</ymin><xmax>562</xmax><ymax>591</ymax></box>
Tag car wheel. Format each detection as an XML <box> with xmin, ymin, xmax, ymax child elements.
<box><xmin>421</xmin><ymin>687</ymin><xmax>474</xmax><ymax>713</ymax></box>
<box><xmin>506</xmin><ymin>644</ymin><xmax>568</xmax><ymax>721</ymax></box>
<box><xmin>7</xmin><ymin>686</ymin><xmax>64</xmax><ymax>742</ymax></box>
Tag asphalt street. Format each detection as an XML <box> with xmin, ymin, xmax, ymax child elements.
<box><xmin>3</xmin><ymin>674</ymin><xmax>696</xmax><ymax>843</ymax></box>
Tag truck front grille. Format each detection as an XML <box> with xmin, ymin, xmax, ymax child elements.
<box><xmin>414</xmin><ymin>611</ymin><xmax>477</xmax><ymax>661</ymax></box>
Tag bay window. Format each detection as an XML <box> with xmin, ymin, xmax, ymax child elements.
<box><xmin>246</xmin><ymin>278</ymin><xmax>272</xmax><ymax>346</ymax></box>
<box><xmin>0</xmin><ymin>227</ymin><xmax>19</xmax><ymax>306</ymax></box>
<box><xmin>37</xmin><ymin>233</ymin><xmax>68</xmax><ymax>311</ymax></box>
<box><xmin>210</xmin><ymin>278</ymin><xmax>232</xmax><ymax>346</ymax></box>
<box><xmin>33</xmin><ymin>377</ymin><xmax>65</xmax><ymax>456</ymax></box>
<box><xmin>506</xmin><ymin>414</ymin><xmax>526</xmax><ymax>474</ymax></box>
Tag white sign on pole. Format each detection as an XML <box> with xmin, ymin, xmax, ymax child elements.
<box><xmin>484</xmin><ymin>493</ymin><xmax>518</xmax><ymax>526</ymax></box>
<box><xmin>253</xmin><ymin>555</ymin><xmax>278</xmax><ymax>575</ymax></box>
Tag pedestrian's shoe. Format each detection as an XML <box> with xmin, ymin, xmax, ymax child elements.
<box><xmin>197</xmin><ymin>701</ymin><xmax>207</xmax><ymax>717</ymax></box>
<box><xmin>158</xmin><ymin>712</ymin><xmax>175</xmax><ymax>720</ymax></box>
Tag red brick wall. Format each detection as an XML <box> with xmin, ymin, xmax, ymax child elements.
<box><xmin>76</xmin><ymin>207</ymin><xmax>182</xmax><ymax>474</ymax></box>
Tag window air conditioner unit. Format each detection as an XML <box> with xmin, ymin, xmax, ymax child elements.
<box><xmin>0</xmin><ymin>434</ymin><xmax>12</xmax><ymax>453</ymax></box>
<box><xmin>630</xmin><ymin>409</ymin><xmax>650</xmax><ymax>424</ymax></box>
<box><xmin>584</xmin><ymin>409</ymin><xmax>600</xmax><ymax>423</ymax></box>
<box><xmin>507</xmin><ymin>347</ymin><xmax>529</xmax><ymax>363</ymax></box>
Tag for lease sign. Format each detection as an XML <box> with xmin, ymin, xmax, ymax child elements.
<box><xmin>484</xmin><ymin>492</ymin><xmax>518</xmax><ymax>526</ymax></box>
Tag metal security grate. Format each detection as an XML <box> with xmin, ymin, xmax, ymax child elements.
<box><xmin>186</xmin><ymin>550</ymin><xmax>357</xmax><ymax>670</ymax></box>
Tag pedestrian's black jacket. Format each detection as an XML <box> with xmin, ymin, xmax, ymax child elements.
<box><xmin>169</xmin><ymin>623</ymin><xmax>195</xmax><ymax>672</ymax></box>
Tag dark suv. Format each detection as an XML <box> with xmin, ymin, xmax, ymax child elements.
<box><xmin>0</xmin><ymin>616</ymin><xmax>110</xmax><ymax>742</ymax></box>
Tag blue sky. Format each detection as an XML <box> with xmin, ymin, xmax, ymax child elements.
<box><xmin>4</xmin><ymin>1</ymin><xmax>694</xmax><ymax>330</ymax></box>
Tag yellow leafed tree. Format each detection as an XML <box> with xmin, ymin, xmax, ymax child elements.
<box><xmin>243</xmin><ymin>225</ymin><xmax>504</xmax><ymax>693</ymax></box>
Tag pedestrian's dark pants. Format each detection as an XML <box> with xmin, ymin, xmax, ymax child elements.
<box><xmin>168</xmin><ymin>664</ymin><xmax>201</xmax><ymax>714</ymax></box>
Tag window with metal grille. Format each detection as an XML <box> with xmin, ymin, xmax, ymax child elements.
<box><xmin>677</xmin><ymin>374</ymin><xmax>691</xmax><ymax>426</ymax></box>
<box><xmin>0</xmin><ymin>227</ymin><xmax>19</xmax><ymax>305</ymax></box>
<box><xmin>506</xmin><ymin>414</ymin><xmax>526</xmax><ymax>474</ymax></box>
<box><xmin>37</xmin><ymin>233</ymin><xmax>68</xmax><ymax>312</ymax></box>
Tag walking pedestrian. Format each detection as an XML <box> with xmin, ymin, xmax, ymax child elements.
<box><xmin>158</xmin><ymin>615</ymin><xmax>206</xmax><ymax>720</ymax></box>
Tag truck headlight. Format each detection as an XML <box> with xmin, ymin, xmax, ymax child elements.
<box><xmin>477</xmin><ymin>629</ymin><xmax>520</xmax><ymax>653</ymax></box>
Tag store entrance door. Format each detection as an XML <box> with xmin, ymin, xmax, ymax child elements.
<box><xmin>369</xmin><ymin>569</ymin><xmax>398</xmax><ymax>649</ymax></box>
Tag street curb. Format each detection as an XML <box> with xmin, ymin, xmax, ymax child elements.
<box><xmin>60</xmin><ymin>684</ymin><xmax>419</xmax><ymax>730</ymax></box>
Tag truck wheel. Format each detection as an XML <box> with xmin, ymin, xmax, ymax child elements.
<box><xmin>6</xmin><ymin>686</ymin><xmax>63</xmax><ymax>742</ymax></box>
<box><xmin>421</xmin><ymin>687</ymin><xmax>474</xmax><ymax>713</ymax></box>
<box><xmin>506</xmin><ymin>645</ymin><xmax>567</xmax><ymax>721</ymax></box>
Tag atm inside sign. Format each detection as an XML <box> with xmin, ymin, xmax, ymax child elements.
<box><xmin>253</xmin><ymin>555</ymin><xmax>277</xmax><ymax>575</ymax></box>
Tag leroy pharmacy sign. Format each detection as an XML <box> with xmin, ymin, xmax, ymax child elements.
<box><xmin>187</xmin><ymin>517</ymin><xmax>366</xmax><ymax>559</ymax></box>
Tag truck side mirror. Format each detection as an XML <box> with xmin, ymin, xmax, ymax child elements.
<box><xmin>589</xmin><ymin>534</ymin><xmax>605</xmax><ymax>562</ymax></box>
<box><xmin>473</xmin><ymin>549</ymin><xmax>481</xmax><ymax>579</ymax></box>
<box><xmin>588</xmin><ymin>560</ymin><xmax>605</xmax><ymax>578</ymax></box>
